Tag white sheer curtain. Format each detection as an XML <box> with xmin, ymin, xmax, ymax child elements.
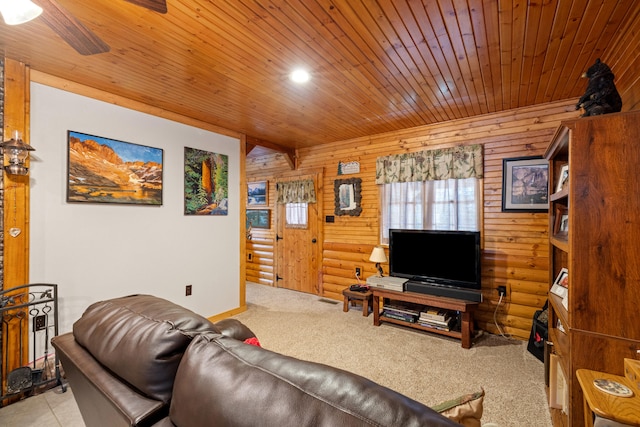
<box><xmin>285</xmin><ymin>202</ymin><xmax>308</xmax><ymax>228</ymax></box>
<box><xmin>379</xmin><ymin>178</ymin><xmax>480</xmax><ymax>244</ymax></box>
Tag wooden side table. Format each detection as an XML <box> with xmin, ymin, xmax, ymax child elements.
<box><xmin>342</xmin><ymin>289</ymin><xmax>373</xmax><ymax>316</ymax></box>
<box><xmin>576</xmin><ymin>369</ymin><xmax>640</xmax><ymax>427</ymax></box>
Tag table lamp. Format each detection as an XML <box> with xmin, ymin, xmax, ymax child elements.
<box><xmin>369</xmin><ymin>246</ymin><xmax>387</xmax><ymax>277</ymax></box>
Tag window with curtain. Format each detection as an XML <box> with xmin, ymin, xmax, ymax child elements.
<box><xmin>276</xmin><ymin>179</ymin><xmax>315</xmax><ymax>229</ymax></box>
<box><xmin>285</xmin><ymin>202</ymin><xmax>308</xmax><ymax>228</ymax></box>
<box><xmin>376</xmin><ymin>145</ymin><xmax>483</xmax><ymax>244</ymax></box>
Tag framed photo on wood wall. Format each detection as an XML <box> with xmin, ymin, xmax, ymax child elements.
<box><xmin>248</xmin><ymin>181</ymin><xmax>268</xmax><ymax>206</ymax></box>
<box><xmin>501</xmin><ymin>156</ymin><xmax>549</xmax><ymax>212</ymax></box>
<box><xmin>334</xmin><ymin>178</ymin><xmax>362</xmax><ymax>216</ymax></box>
<box><xmin>246</xmin><ymin>209</ymin><xmax>270</xmax><ymax>229</ymax></box>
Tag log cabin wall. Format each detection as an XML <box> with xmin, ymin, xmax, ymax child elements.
<box><xmin>246</xmin><ymin>10</ymin><xmax>640</xmax><ymax>339</ymax></box>
<box><xmin>246</xmin><ymin>15</ymin><xmax>640</xmax><ymax>339</ymax></box>
<box><xmin>248</xmin><ymin>99</ymin><xmax>579</xmax><ymax>339</ymax></box>
<box><xmin>245</xmin><ymin>176</ymin><xmax>278</xmax><ymax>286</ymax></box>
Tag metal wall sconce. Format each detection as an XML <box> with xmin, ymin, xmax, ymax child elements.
<box><xmin>0</xmin><ymin>132</ymin><xmax>35</xmax><ymax>176</ymax></box>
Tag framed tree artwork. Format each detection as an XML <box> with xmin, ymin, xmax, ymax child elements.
<box><xmin>501</xmin><ymin>156</ymin><xmax>549</xmax><ymax>212</ymax></box>
<box><xmin>184</xmin><ymin>147</ymin><xmax>228</xmax><ymax>215</ymax></box>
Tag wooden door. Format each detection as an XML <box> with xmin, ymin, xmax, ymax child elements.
<box><xmin>275</xmin><ymin>174</ymin><xmax>321</xmax><ymax>294</ymax></box>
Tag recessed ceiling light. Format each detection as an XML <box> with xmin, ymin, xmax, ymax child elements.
<box><xmin>290</xmin><ymin>68</ymin><xmax>311</xmax><ymax>84</ymax></box>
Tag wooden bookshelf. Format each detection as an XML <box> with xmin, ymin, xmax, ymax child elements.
<box><xmin>544</xmin><ymin>111</ymin><xmax>640</xmax><ymax>427</ymax></box>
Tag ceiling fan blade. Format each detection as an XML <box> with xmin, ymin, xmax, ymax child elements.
<box><xmin>35</xmin><ymin>0</ymin><xmax>110</xmax><ymax>56</ymax></box>
<box><xmin>124</xmin><ymin>0</ymin><xmax>167</xmax><ymax>14</ymax></box>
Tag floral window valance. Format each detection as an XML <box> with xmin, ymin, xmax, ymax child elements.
<box><xmin>276</xmin><ymin>179</ymin><xmax>317</xmax><ymax>204</ymax></box>
<box><xmin>375</xmin><ymin>144</ymin><xmax>483</xmax><ymax>184</ymax></box>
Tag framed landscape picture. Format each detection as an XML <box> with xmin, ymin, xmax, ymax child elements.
<box><xmin>501</xmin><ymin>156</ymin><xmax>549</xmax><ymax>212</ymax></box>
<box><xmin>247</xmin><ymin>209</ymin><xmax>270</xmax><ymax>229</ymax></box>
<box><xmin>67</xmin><ymin>131</ymin><xmax>163</xmax><ymax>205</ymax></box>
<box><xmin>248</xmin><ymin>181</ymin><xmax>268</xmax><ymax>206</ymax></box>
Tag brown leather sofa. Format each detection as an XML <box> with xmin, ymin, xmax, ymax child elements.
<box><xmin>51</xmin><ymin>294</ymin><xmax>459</xmax><ymax>427</ymax></box>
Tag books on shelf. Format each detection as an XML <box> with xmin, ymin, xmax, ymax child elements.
<box><xmin>382</xmin><ymin>310</ymin><xmax>417</xmax><ymax>323</ymax></box>
<box><xmin>379</xmin><ymin>301</ymin><xmax>460</xmax><ymax>331</ymax></box>
<box><xmin>418</xmin><ymin>320</ymin><xmax>453</xmax><ymax>331</ymax></box>
<box><xmin>418</xmin><ymin>312</ymin><xmax>455</xmax><ymax>331</ymax></box>
<box><xmin>382</xmin><ymin>303</ymin><xmax>420</xmax><ymax>323</ymax></box>
<box><xmin>421</xmin><ymin>308</ymin><xmax>450</xmax><ymax>322</ymax></box>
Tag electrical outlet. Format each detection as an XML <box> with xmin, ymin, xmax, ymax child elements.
<box><xmin>185</xmin><ymin>285</ymin><xmax>192</xmax><ymax>296</ymax></box>
<box><xmin>497</xmin><ymin>285</ymin><xmax>507</xmax><ymax>296</ymax></box>
<box><xmin>34</xmin><ymin>315</ymin><xmax>46</xmax><ymax>331</ymax></box>
<box><xmin>355</xmin><ymin>267</ymin><xmax>361</xmax><ymax>277</ymax></box>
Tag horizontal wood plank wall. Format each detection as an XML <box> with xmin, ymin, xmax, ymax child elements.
<box><xmin>245</xmin><ymin>177</ymin><xmax>277</xmax><ymax>286</ymax></box>
<box><xmin>605</xmin><ymin>8</ymin><xmax>640</xmax><ymax>111</ymax></box>
<box><xmin>248</xmin><ymin>99</ymin><xmax>579</xmax><ymax>340</ymax></box>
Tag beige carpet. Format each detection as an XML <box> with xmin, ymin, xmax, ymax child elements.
<box><xmin>232</xmin><ymin>283</ymin><xmax>552</xmax><ymax>427</ymax></box>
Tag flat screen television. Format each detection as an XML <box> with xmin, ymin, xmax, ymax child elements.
<box><xmin>389</xmin><ymin>229</ymin><xmax>482</xmax><ymax>301</ymax></box>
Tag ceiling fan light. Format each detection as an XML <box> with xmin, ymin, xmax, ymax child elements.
<box><xmin>0</xmin><ymin>0</ymin><xmax>43</xmax><ymax>26</ymax></box>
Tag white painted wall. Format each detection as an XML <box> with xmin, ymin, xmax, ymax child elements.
<box><xmin>29</xmin><ymin>83</ymin><xmax>241</xmax><ymax>333</ymax></box>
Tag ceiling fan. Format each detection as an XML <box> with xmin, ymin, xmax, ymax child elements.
<box><xmin>10</xmin><ymin>0</ymin><xmax>167</xmax><ymax>55</ymax></box>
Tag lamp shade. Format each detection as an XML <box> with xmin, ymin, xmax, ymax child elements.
<box><xmin>369</xmin><ymin>246</ymin><xmax>387</xmax><ymax>263</ymax></box>
<box><xmin>0</xmin><ymin>0</ymin><xmax>43</xmax><ymax>26</ymax></box>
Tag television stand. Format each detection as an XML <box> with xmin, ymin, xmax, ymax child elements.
<box><xmin>371</xmin><ymin>287</ymin><xmax>479</xmax><ymax>349</ymax></box>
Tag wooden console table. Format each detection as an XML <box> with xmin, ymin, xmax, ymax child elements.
<box><xmin>371</xmin><ymin>287</ymin><xmax>479</xmax><ymax>349</ymax></box>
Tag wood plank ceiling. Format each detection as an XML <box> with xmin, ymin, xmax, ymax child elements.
<box><xmin>0</xmin><ymin>0</ymin><xmax>638</xmax><ymax>151</ymax></box>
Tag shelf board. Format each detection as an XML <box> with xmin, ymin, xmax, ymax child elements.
<box><xmin>549</xmin><ymin>293</ymin><xmax>569</xmax><ymax>326</ymax></box>
<box><xmin>550</xmin><ymin>236</ymin><xmax>568</xmax><ymax>252</ymax></box>
<box><xmin>550</xmin><ymin>188</ymin><xmax>569</xmax><ymax>202</ymax></box>
<box><xmin>379</xmin><ymin>315</ymin><xmax>462</xmax><ymax>339</ymax></box>
<box><xmin>544</xmin><ymin>125</ymin><xmax>570</xmax><ymax>160</ymax></box>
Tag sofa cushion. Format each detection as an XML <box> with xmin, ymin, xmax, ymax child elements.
<box><xmin>431</xmin><ymin>389</ymin><xmax>484</xmax><ymax>427</ymax></box>
<box><xmin>73</xmin><ymin>294</ymin><xmax>219</xmax><ymax>403</ymax></box>
<box><xmin>166</xmin><ymin>333</ymin><xmax>459</xmax><ymax>427</ymax></box>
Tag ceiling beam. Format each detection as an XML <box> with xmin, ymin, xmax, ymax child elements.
<box><xmin>246</xmin><ymin>136</ymin><xmax>296</xmax><ymax>170</ymax></box>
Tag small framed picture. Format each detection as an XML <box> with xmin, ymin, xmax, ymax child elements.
<box><xmin>248</xmin><ymin>181</ymin><xmax>268</xmax><ymax>206</ymax></box>
<box><xmin>556</xmin><ymin>164</ymin><xmax>569</xmax><ymax>193</ymax></box>
<box><xmin>246</xmin><ymin>209</ymin><xmax>270</xmax><ymax>229</ymax></box>
<box><xmin>553</xmin><ymin>206</ymin><xmax>568</xmax><ymax>237</ymax></box>
<box><xmin>550</xmin><ymin>268</ymin><xmax>569</xmax><ymax>299</ymax></box>
<box><xmin>334</xmin><ymin>178</ymin><xmax>362</xmax><ymax>216</ymax></box>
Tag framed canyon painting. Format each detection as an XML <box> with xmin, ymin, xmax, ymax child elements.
<box><xmin>67</xmin><ymin>131</ymin><xmax>163</xmax><ymax>205</ymax></box>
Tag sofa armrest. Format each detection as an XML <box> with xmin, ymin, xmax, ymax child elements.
<box><xmin>213</xmin><ymin>318</ymin><xmax>256</xmax><ymax>342</ymax></box>
<box><xmin>52</xmin><ymin>333</ymin><xmax>167</xmax><ymax>427</ymax></box>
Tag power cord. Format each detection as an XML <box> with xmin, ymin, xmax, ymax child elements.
<box><xmin>493</xmin><ymin>291</ymin><xmax>514</xmax><ymax>339</ymax></box>
<box><xmin>355</xmin><ymin>271</ymin><xmax>361</xmax><ymax>284</ymax></box>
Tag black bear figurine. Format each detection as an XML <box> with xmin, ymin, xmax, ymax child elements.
<box><xmin>576</xmin><ymin>58</ymin><xmax>622</xmax><ymax>117</ymax></box>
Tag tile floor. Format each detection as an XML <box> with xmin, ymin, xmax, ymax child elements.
<box><xmin>0</xmin><ymin>382</ymin><xmax>84</xmax><ymax>426</ymax></box>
